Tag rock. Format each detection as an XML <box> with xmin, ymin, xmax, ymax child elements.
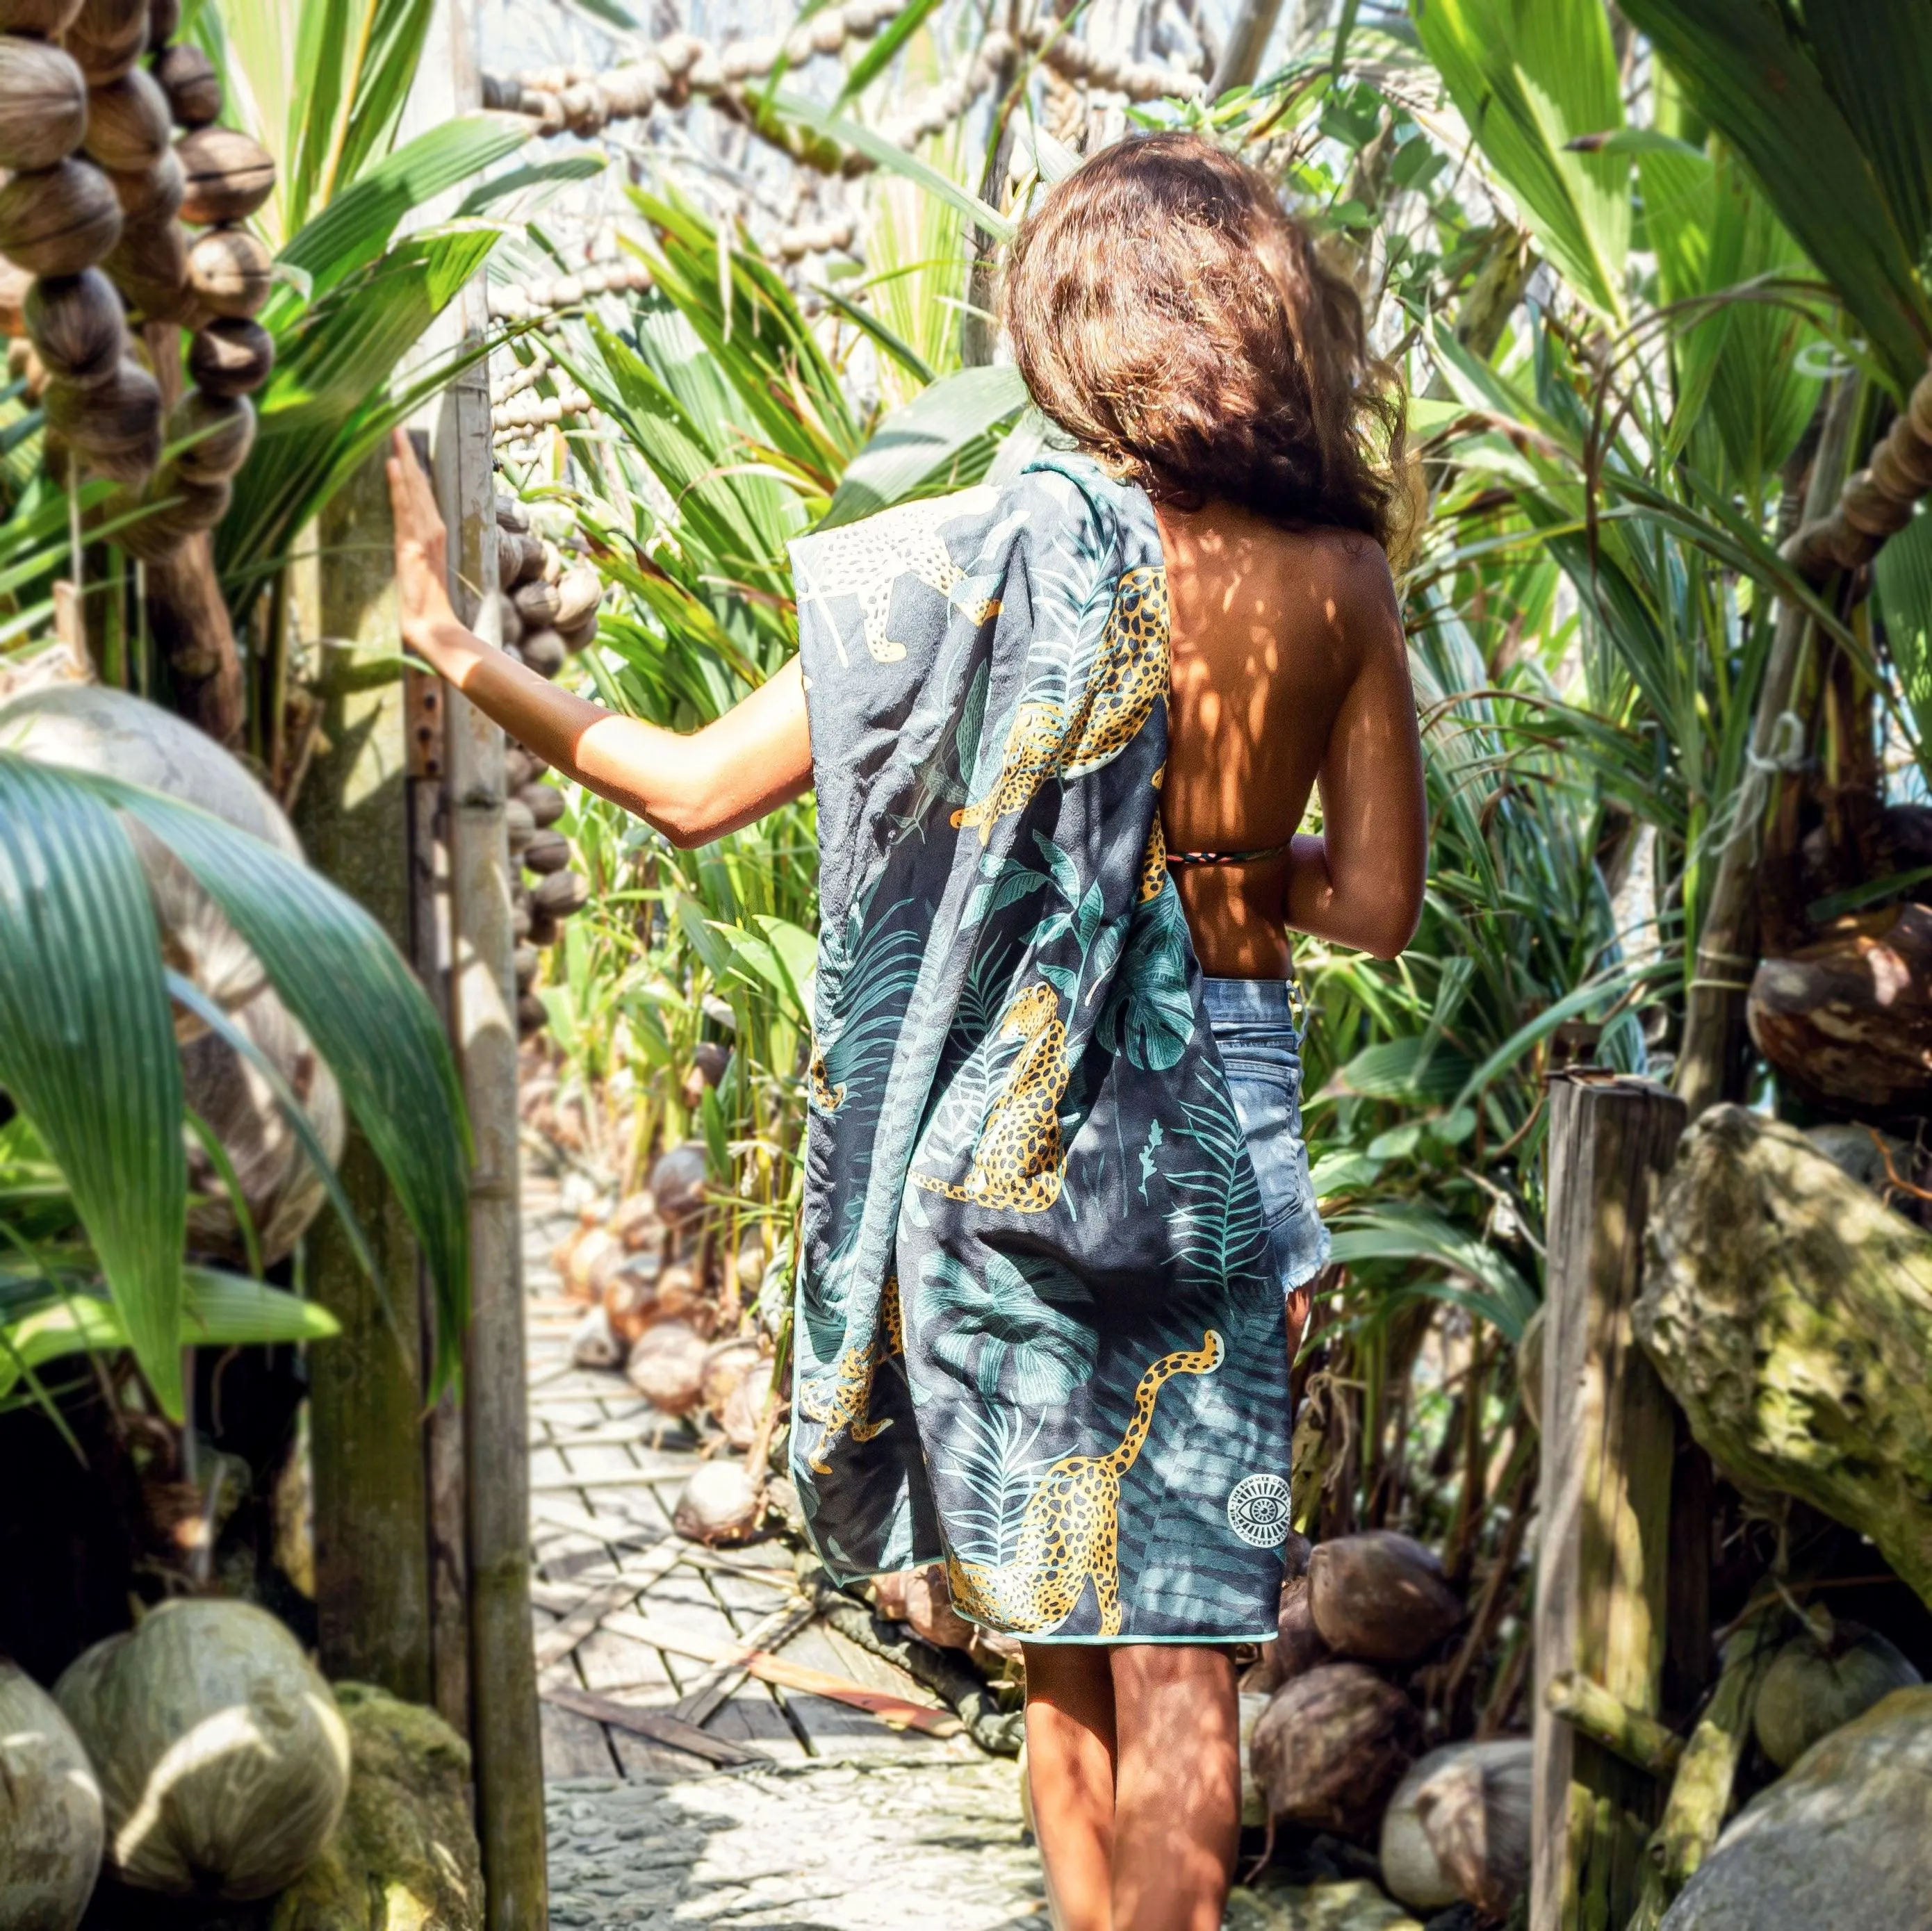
<box><xmin>1250</xmin><ymin>1662</ymin><xmax>1421</xmax><ymax>1841</ymax></box>
<box><xmin>1660</xmin><ymin>1687</ymin><xmax>1932</xmax><ymax>1930</ymax></box>
<box><xmin>269</xmin><ymin>1684</ymin><xmax>482</xmax><ymax>1931</ymax></box>
<box><xmin>1804</xmin><ymin>1121</ymin><xmax>1911</xmax><ymax>1194</ymax></box>
<box><xmin>1747</xmin><ymin>905</ymin><xmax>1932</xmax><ymax>1112</ymax></box>
<box><xmin>1638</xmin><ymin>1106</ymin><xmax>1932</xmax><ymax>1603</ymax></box>
<box><xmin>568</xmin><ymin>1304</ymin><xmax>621</xmax><ymax>1370</ymax></box>
<box><xmin>1307</xmin><ymin>1533</ymin><xmax>1464</xmax><ymax>1663</ymax></box>
<box><xmin>671</xmin><ymin>1460</ymin><xmax>763</xmax><ymax>1544</ymax></box>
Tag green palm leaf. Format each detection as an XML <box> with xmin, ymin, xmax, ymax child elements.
<box><xmin>1620</xmin><ymin>0</ymin><xmax>1932</xmax><ymax>386</ymax></box>
<box><xmin>823</xmin><ymin>364</ymin><xmax>1029</xmax><ymax>526</ymax></box>
<box><xmin>0</xmin><ymin>755</ymin><xmax>186</xmax><ymax>1414</ymax></box>
<box><xmin>90</xmin><ymin>777</ymin><xmax>472</xmax><ymax>1392</ymax></box>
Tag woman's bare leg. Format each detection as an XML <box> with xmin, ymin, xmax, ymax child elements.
<box><xmin>1023</xmin><ymin>1643</ymin><xmax>1118</xmax><ymax>1931</ymax></box>
<box><xmin>1109</xmin><ymin>1645</ymin><xmax>1240</xmax><ymax>1931</ymax></box>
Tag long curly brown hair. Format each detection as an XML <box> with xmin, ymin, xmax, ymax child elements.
<box><xmin>1001</xmin><ymin>131</ymin><xmax>1410</xmax><ymax>550</ymax></box>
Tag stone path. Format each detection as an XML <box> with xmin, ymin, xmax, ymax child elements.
<box><xmin>522</xmin><ymin>1164</ymin><xmax>1045</xmax><ymax>1927</ymax></box>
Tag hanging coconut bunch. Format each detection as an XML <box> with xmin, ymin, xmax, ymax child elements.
<box><xmin>98</xmin><ymin>0</ymin><xmax>272</xmax><ymax>556</ymax></box>
<box><xmin>0</xmin><ymin>2</ymin><xmax>169</xmax><ymax>486</ymax></box>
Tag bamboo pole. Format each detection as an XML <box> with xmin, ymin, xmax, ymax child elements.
<box><xmin>290</xmin><ymin>455</ymin><xmax>436</xmax><ymax>1700</ymax></box>
<box><xmin>1531</xmin><ymin>1074</ymin><xmax>1686</xmax><ymax>1931</ymax></box>
<box><xmin>1675</xmin><ymin>377</ymin><xmax>1860</xmax><ymax>1117</ymax></box>
<box><xmin>421</xmin><ymin>3</ymin><xmax>548</xmax><ymax>1921</ymax></box>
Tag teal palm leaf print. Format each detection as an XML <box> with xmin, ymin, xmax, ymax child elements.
<box><xmin>917</xmin><ymin>1249</ymin><xmax>1097</xmax><ymax>1406</ymax></box>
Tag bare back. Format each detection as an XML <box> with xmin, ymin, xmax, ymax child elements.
<box><xmin>1156</xmin><ymin>500</ymin><xmax>1426</xmax><ymax>976</ymax></box>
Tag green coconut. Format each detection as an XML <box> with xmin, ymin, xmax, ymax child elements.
<box><xmin>53</xmin><ymin>1600</ymin><xmax>350</xmax><ymax>1901</ymax></box>
<box><xmin>0</xmin><ymin>1658</ymin><xmax>104</xmax><ymax>1931</ymax></box>
<box><xmin>1753</xmin><ymin>1611</ymin><xmax>1922</xmax><ymax>1771</ymax></box>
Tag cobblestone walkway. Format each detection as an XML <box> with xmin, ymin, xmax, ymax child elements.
<box><xmin>546</xmin><ymin>1759</ymin><xmax>1045</xmax><ymax>1930</ymax></box>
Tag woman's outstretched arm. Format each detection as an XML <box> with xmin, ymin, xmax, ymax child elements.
<box><xmin>386</xmin><ymin>429</ymin><xmax>813</xmax><ymax>847</ymax></box>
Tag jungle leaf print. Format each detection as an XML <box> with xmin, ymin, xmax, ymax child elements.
<box><xmin>1097</xmin><ymin>887</ymin><xmax>1194</xmax><ymax>1071</ymax></box>
<box><xmin>917</xmin><ymin>1248</ymin><xmax>1097</xmax><ymax>1406</ymax></box>
<box><xmin>787</xmin><ymin>452</ymin><xmax>1296</xmax><ymax>1641</ymax></box>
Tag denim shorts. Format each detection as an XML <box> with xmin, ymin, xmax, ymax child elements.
<box><xmin>1203</xmin><ymin>976</ymin><xmax>1331</xmax><ymax>1296</ymax></box>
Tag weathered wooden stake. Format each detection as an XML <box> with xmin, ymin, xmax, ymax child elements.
<box><xmin>293</xmin><ymin>458</ymin><xmax>436</xmax><ymax>1700</ymax></box>
<box><xmin>1532</xmin><ymin>1072</ymin><xmax>1686</xmax><ymax>1931</ymax></box>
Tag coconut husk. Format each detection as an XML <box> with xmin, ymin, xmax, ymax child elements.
<box><xmin>518</xmin><ymin>626</ymin><xmax>566</xmax><ymax>678</ymax></box>
<box><xmin>175</xmin><ymin>125</ymin><xmax>275</xmax><ymax>224</ymax></box>
<box><xmin>516</xmin><ymin>991</ymin><xmax>547</xmax><ymax>1037</ymax></box>
<box><xmin>495</xmin><ymin>491</ymin><xmax>530</xmax><ymax>534</ymax></box>
<box><xmin>64</xmin><ymin>16</ymin><xmax>145</xmax><ymax>83</ymax></box>
<box><xmin>140</xmin><ymin>466</ymin><xmax>229</xmax><ymax>537</ymax></box>
<box><xmin>650</xmin><ymin>1141</ymin><xmax>710</xmax><ymax>1228</ymax></box>
<box><xmin>672</xmin><ymin>1458</ymin><xmax>764</xmax><ymax>1544</ymax></box>
<box><xmin>0</xmin><ymin>34</ymin><xmax>88</xmax><ymax>172</ymax></box>
<box><xmin>532</xmin><ymin>868</ymin><xmax>589</xmax><ymax>919</ymax></box>
<box><xmin>81</xmin><ymin>63</ymin><xmax>170</xmax><ymax>172</ymax></box>
<box><xmin>42</xmin><ymin>355</ymin><xmax>159</xmax><ymax>479</ymax></box>
<box><xmin>558</xmin><ymin>611</ymin><xmax>600</xmax><ymax>652</ymax></box>
<box><xmin>154</xmin><ymin>41</ymin><xmax>220</xmax><ymax>126</ymax></box>
<box><xmin>1250</xmin><ymin>1661</ymin><xmax>1421</xmax><ymax>1841</ymax></box>
<box><xmin>104</xmin><ymin>208</ymin><xmax>188</xmax><ymax>320</ymax></box>
<box><xmin>168</xmin><ymin>388</ymin><xmax>253</xmax><ymax>482</ymax></box>
<box><xmin>147</xmin><ymin>0</ymin><xmax>179</xmax><ymax>40</ymax></box>
<box><xmin>503</xmin><ymin>796</ymin><xmax>536</xmax><ymax>858</ymax></box>
<box><xmin>0</xmin><ymin>157</ymin><xmax>122</xmax><ymax>277</ymax></box>
<box><xmin>607</xmin><ymin>1191</ymin><xmax>661</xmax><ymax>1249</ymax></box>
<box><xmin>701</xmin><ymin>1337</ymin><xmax>763</xmax><ymax>1424</ymax></box>
<box><xmin>626</xmin><ymin>1317</ymin><xmax>709</xmax><ymax>1413</ymax></box>
<box><xmin>522</xmin><ymin>825</ymin><xmax>569</xmax><ymax>876</ymax></box>
<box><xmin>527</xmin><ymin>907</ymin><xmax>557</xmax><ymax>948</ymax></box>
<box><xmin>719</xmin><ymin>1367</ymin><xmax>769</xmax><ymax>1449</ymax></box>
<box><xmin>187</xmin><ymin>313</ymin><xmax>272</xmax><ymax>395</ymax></box>
<box><xmin>602</xmin><ymin>1254</ymin><xmax>664</xmax><ymax>1345</ymax></box>
<box><xmin>903</xmin><ymin>1563</ymin><xmax>978</xmax><ymax>1652</ymax></box>
<box><xmin>1414</xmin><ymin>1739</ymin><xmax>1532</xmax><ymax>1918</ymax></box>
<box><xmin>553</xmin><ymin>561</ymin><xmax>602</xmax><ymax>630</ymax></box>
<box><xmin>105</xmin><ymin>147</ymin><xmax>183</xmax><ymax>220</ymax></box>
<box><xmin>561</xmin><ymin>1224</ymin><xmax>621</xmax><ymax>1304</ymax></box>
<box><xmin>511</xmin><ymin>942</ymin><xmax>538</xmax><ymax>991</ymax></box>
<box><xmin>513</xmin><ymin>784</ymin><xmax>562</xmax><ymax>836</ymax></box>
<box><xmin>512</xmin><ymin>575</ymin><xmax>562</xmax><ymax>627</ymax></box>
<box><xmin>1307</xmin><ymin>1530</ymin><xmax>1464</xmax><ymax>1664</ymax></box>
<box><xmin>1753</xmin><ymin>1613</ymin><xmax>1922</xmax><ymax>1771</ymax></box>
<box><xmin>24</xmin><ymin>266</ymin><xmax>124</xmax><ymax>385</ymax></box>
<box><xmin>0</xmin><ymin>1</ymin><xmax>84</xmax><ymax>34</ymax></box>
<box><xmin>568</xmin><ymin>1303</ymin><xmax>622</xmax><ymax>1371</ymax></box>
<box><xmin>185</xmin><ymin>223</ymin><xmax>271</xmax><ymax>318</ymax></box>
<box><xmin>1749</xmin><ymin>905</ymin><xmax>1932</xmax><ymax>1114</ymax></box>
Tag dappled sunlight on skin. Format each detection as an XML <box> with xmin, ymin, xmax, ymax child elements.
<box><xmin>1154</xmin><ymin>500</ymin><xmax>1425</xmax><ymax>977</ymax></box>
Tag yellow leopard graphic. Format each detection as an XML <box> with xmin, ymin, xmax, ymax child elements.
<box><xmin>946</xmin><ymin>1331</ymin><xmax>1224</xmax><ymax>1637</ymax></box>
<box><xmin>800</xmin><ymin>1275</ymin><xmax>903</xmax><ymax>1473</ymax></box>
<box><xmin>795</xmin><ymin>491</ymin><xmax>1001</xmax><ymax>666</ymax></box>
<box><xmin>808</xmin><ymin>1047</ymin><xmax>844</xmax><ymax>1112</ymax></box>
<box><xmin>953</xmin><ymin>565</ymin><xmax>1171</xmax><ymax>844</ymax></box>
<box><xmin>1139</xmin><ymin>767</ymin><xmax>1169</xmax><ymax>903</ymax></box>
<box><xmin>911</xmin><ymin>983</ymin><xmax>1067</xmax><ymax>1211</ymax></box>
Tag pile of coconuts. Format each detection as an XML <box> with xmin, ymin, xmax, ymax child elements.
<box><xmin>1</xmin><ymin>1602</ymin><xmax>350</xmax><ymax>1930</ymax></box>
<box><xmin>0</xmin><ymin>0</ymin><xmax>274</xmax><ymax>542</ymax></box>
<box><xmin>552</xmin><ymin>1140</ymin><xmax>781</xmax><ymax>1543</ymax></box>
<box><xmin>495</xmin><ymin>491</ymin><xmax>601</xmax><ymax>1039</ymax></box>
<box><xmin>1244</xmin><ymin>1528</ymin><xmax>1532</xmax><ymax>1922</ymax></box>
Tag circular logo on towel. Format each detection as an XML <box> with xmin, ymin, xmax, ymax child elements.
<box><xmin>1226</xmin><ymin>1474</ymin><xmax>1293</xmax><ymax>1547</ymax></box>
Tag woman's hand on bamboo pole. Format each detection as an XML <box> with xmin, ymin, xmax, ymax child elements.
<box><xmin>384</xmin><ymin>429</ymin><xmax>814</xmax><ymax>848</ymax></box>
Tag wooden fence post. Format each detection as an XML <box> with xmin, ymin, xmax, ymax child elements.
<box><xmin>1532</xmin><ymin>1072</ymin><xmax>1687</xmax><ymax>1931</ymax></box>
<box><xmin>420</xmin><ymin>3</ymin><xmax>549</xmax><ymax>1923</ymax></box>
